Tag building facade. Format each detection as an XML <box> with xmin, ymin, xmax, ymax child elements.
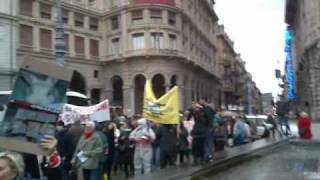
<box><xmin>285</xmin><ymin>0</ymin><xmax>320</xmax><ymax>120</ymax></box>
<box><xmin>0</xmin><ymin>0</ymin><xmax>17</xmax><ymax>91</ymax></box>
<box><xmin>13</xmin><ymin>0</ymin><xmax>221</xmax><ymax>116</ymax></box>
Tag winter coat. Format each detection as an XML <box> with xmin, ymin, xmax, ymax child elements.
<box><xmin>72</xmin><ymin>132</ymin><xmax>103</xmax><ymax>169</ymax></box>
<box><xmin>298</xmin><ymin>117</ymin><xmax>312</xmax><ymax>139</ymax></box>
<box><xmin>192</xmin><ymin>109</ymin><xmax>207</xmax><ymax>138</ymax></box>
<box><xmin>158</xmin><ymin>125</ymin><xmax>177</xmax><ymax>153</ymax></box>
<box><xmin>178</xmin><ymin>127</ymin><xmax>189</xmax><ymax>151</ymax></box>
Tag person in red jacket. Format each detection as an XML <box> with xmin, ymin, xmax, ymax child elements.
<box><xmin>297</xmin><ymin>112</ymin><xmax>313</xmax><ymax>139</ymax></box>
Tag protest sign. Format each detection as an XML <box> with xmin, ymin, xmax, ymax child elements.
<box><xmin>60</xmin><ymin>100</ymin><xmax>110</xmax><ymax>125</ymax></box>
<box><xmin>0</xmin><ymin>58</ymin><xmax>73</xmax><ymax>155</ymax></box>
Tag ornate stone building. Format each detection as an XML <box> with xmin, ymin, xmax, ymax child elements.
<box><xmin>216</xmin><ymin>25</ymin><xmax>262</xmax><ymax>113</ymax></box>
<box><xmin>0</xmin><ymin>0</ymin><xmax>17</xmax><ymax>91</ymax></box>
<box><xmin>285</xmin><ymin>0</ymin><xmax>320</xmax><ymax>120</ymax></box>
<box><xmin>14</xmin><ymin>0</ymin><xmax>221</xmax><ymax>116</ymax></box>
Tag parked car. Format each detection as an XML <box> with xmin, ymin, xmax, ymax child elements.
<box><xmin>246</xmin><ymin>115</ymin><xmax>273</xmax><ymax>138</ymax></box>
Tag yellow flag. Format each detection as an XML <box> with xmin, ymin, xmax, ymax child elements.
<box><xmin>143</xmin><ymin>80</ymin><xmax>180</xmax><ymax>124</ymax></box>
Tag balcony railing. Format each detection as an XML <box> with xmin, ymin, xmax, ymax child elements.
<box><xmin>131</xmin><ymin>0</ymin><xmax>176</xmax><ymax>7</ymax></box>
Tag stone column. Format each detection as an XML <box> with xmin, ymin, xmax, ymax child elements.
<box><xmin>85</xmin><ymin>37</ymin><xmax>90</xmax><ymax>59</ymax></box>
<box><xmin>69</xmin><ymin>34</ymin><xmax>75</xmax><ymax>57</ymax></box>
<box><xmin>144</xmin><ymin>9</ymin><xmax>150</xmax><ymax>24</ymax></box>
<box><xmin>163</xmin><ymin>10</ymin><xmax>168</xmax><ymax>24</ymax></box>
<box><xmin>123</xmin><ymin>84</ymin><xmax>135</xmax><ymax>117</ymax></box>
<box><xmin>121</xmin><ymin>11</ymin><xmax>128</xmax><ymax>54</ymax></box>
<box><xmin>33</xmin><ymin>26</ymin><xmax>40</xmax><ymax>51</ymax></box>
<box><xmin>69</xmin><ymin>11</ymin><xmax>74</xmax><ymax>26</ymax></box>
<box><xmin>84</xmin><ymin>15</ymin><xmax>89</xmax><ymax>29</ymax></box>
<box><xmin>32</xmin><ymin>0</ymin><xmax>39</xmax><ymax>18</ymax></box>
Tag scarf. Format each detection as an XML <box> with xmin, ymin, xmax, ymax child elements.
<box><xmin>83</xmin><ymin>130</ymin><xmax>95</xmax><ymax>139</ymax></box>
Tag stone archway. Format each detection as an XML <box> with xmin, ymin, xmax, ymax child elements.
<box><xmin>69</xmin><ymin>71</ymin><xmax>86</xmax><ymax>94</ymax></box>
<box><xmin>134</xmin><ymin>74</ymin><xmax>146</xmax><ymax>114</ymax></box>
<box><xmin>111</xmin><ymin>75</ymin><xmax>123</xmax><ymax>106</ymax></box>
<box><xmin>152</xmin><ymin>74</ymin><xmax>166</xmax><ymax>99</ymax></box>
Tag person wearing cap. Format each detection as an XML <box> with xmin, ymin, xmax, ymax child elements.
<box><xmin>0</xmin><ymin>152</ymin><xmax>25</xmax><ymax>180</ymax></box>
<box><xmin>71</xmin><ymin>121</ymin><xmax>103</xmax><ymax>180</ymax></box>
<box><xmin>129</xmin><ymin>118</ymin><xmax>155</xmax><ymax>175</ymax></box>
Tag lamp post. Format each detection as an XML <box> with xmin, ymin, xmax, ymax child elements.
<box><xmin>55</xmin><ymin>0</ymin><xmax>65</xmax><ymax>66</ymax></box>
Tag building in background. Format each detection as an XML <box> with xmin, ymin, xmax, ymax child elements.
<box><xmin>13</xmin><ymin>0</ymin><xmax>222</xmax><ymax>116</ymax></box>
<box><xmin>1</xmin><ymin>0</ymin><xmax>263</xmax><ymax>116</ymax></box>
<box><xmin>285</xmin><ymin>0</ymin><xmax>320</xmax><ymax>120</ymax></box>
<box><xmin>0</xmin><ymin>0</ymin><xmax>17</xmax><ymax>91</ymax></box>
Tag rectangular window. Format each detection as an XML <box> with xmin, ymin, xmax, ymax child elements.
<box><xmin>19</xmin><ymin>0</ymin><xmax>33</xmax><ymax>17</ymax></box>
<box><xmin>74</xmin><ymin>13</ymin><xmax>84</xmax><ymax>27</ymax></box>
<box><xmin>111</xmin><ymin>16</ymin><xmax>119</xmax><ymax>30</ymax></box>
<box><xmin>111</xmin><ymin>38</ymin><xmax>120</xmax><ymax>55</ymax></box>
<box><xmin>64</xmin><ymin>34</ymin><xmax>69</xmax><ymax>52</ymax></box>
<box><xmin>150</xmin><ymin>9</ymin><xmax>162</xmax><ymax>24</ymax></box>
<box><xmin>150</xmin><ymin>32</ymin><xmax>164</xmax><ymax>49</ymax></box>
<box><xmin>132</xmin><ymin>33</ymin><xmax>145</xmax><ymax>50</ymax></box>
<box><xmin>169</xmin><ymin>34</ymin><xmax>177</xmax><ymax>50</ymax></box>
<box><xmin>168</xmin><ymin>12</ymin><xmax>176</xmax><ymax>26</ymax></box>
<box><xmin>90</xmin><ymin>17</ymin><xmax>98</xmax><ymax>31</ymax></box>
<box><xmin>90</xmin><ymin>39</ymin><xmax>99</xmax><ymax>57</ymax></box>
<box><xmin>131</xmin><ymin>10</ymin><xmax>143</xmax><ymax>24</ymax></box>
<box><xmin>40</xmin><ymin>29</ymin><xmax>52</xmax><ymax>49</ymax></box>
<box><xmin>75</xmin><ymin>36</ymin><xmax>84</xmax><ymax>55</ymax></box>
<box><xmin>19</xmin><ymin>24</ymin><xmax>33</xmax><ymax>46</ymax></box>
<box><xmin>40</xmin><ymin>3</ymin><xmax>51</xmax><ymax>20</ymax></box>
<box><xmin>63</xmin><ymin>9</ymin><xmax>69</xmax><ymax>24</ymax></box>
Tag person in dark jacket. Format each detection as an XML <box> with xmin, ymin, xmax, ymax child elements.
<box><xmin>199</xmin><ymin>98</ymin><xmax>215</xmax><ymax>162</ymax></box>
<box><xmin>178</xmin><ymin>123</ymin><xmax>189</xmax><ymax>164</ymax></box>
<box><xmin>157</xmin><ymin>124</ymin><xmax>177</xmax><ymax>169</ymax></box>
<box><xmin>103</xmin><ymin>122</ymin><xmax>116</xmax><ymax>179</ymax></box>
<box><xmin>118</xmin><ymin>121</ymin><xmax>135</xmax><ymax>178</ymax></box>
<box><xmin>191</xmin><ymin>104</ymin><xmax>207</xmax><ymax>165</ymax></box>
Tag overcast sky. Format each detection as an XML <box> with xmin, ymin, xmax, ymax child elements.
<box><xmin>215</xmin><ymin>0</ymin><xmax>286</xmax><ymax>98</ymax></box>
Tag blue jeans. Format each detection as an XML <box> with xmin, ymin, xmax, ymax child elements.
<box><xmin>152</xmin><ymin>147</ymin><xmax>160</xmax><ymax>170</ymax></box>
<box><xmin>204</xmin><ymin>129</ymin><xmax>214</xmax><ymax>161</ymax></box>
<box><xmin>83</xmin><ymin>169</ymin><xmax>98</xmax><ymax>180</ymax></box>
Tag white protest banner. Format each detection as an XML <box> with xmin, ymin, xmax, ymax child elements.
<box><xmin>60</xmin><ymin>100</ymin><xmax>110</xmax><ymax>124</ymax></box>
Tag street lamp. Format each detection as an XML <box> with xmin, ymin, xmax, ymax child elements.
<box><xmin>55</xmin><ymin>0</ymin><xmax>65</xmax><ymax>66</ymax></box>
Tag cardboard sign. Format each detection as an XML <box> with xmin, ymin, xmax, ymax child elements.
<box><xmin>0</xmin><ymin>59</ymin><xmax>73</xmax><ymax>155</ymax></box>
<box><xmin>60</xmin><ymin>100</ymin><xmax>110</xmax><ymax>125</ymax></box>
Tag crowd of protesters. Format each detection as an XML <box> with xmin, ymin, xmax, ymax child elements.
<box><xmin>0</xmin><ymin>98</ymin><xmax>314</xmax><ymax>180</ymax></box>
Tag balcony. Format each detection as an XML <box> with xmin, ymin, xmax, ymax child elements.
<box><xmin>126</xmin><ymin>49</ymin><xmax>180</xmax><ymax>57</ymax></box>
<box><xmin>131</xmin><ymin>0</ymin><xmax>176</xmax><ymax>7</ymax></box>
<box><xmin>222</xmin><ymin>79</ymin><xmax>235</xmax><ymax>92</ymax></box>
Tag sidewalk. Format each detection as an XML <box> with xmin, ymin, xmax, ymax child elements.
<box><xmin>132</xmin><ymin>137</ymin><xmax>290</xmax><ymax>180</ymax></box>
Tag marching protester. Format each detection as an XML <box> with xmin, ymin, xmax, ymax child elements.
<box><xmin>198</xmin><ymin>98</ymin><xmax>216</xmax><ymax>162</ymax></box>
<box><xmin>157</xmin><ymin>124</ymin><xmax>177</xmax><ymax>168</ymax></box>
<box><xmin>297</xmin><ymin>112</ymin><xmax>313</xmax><ymax>140</ymax></box>
<box><xmin>178</xmin><ymin>122</ymin><xmax>189</xmax><ymax>164</ymax></box>
<box><xmin>118</xmin><ymin>121</ymin><xmax>135</xmax><ymax>178</ymax></box>
<box><xmin>129</xmin><ymin>118</ymin><xmax>155</xmax><ymax>175</ymax></box>
<box><xmin>191</xmin><ymin>103</ymin><xmax>207</xmax><ymax>165</ymax></box>
<box><xmin>103</xmin><ymin>122</ymin><xmax>116</xmax><ymax>180</ymax></box>
<box><xmin>71</xmin><ymin>121</ymin><xmax>103</xmax><ymax>180</ymax></box>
